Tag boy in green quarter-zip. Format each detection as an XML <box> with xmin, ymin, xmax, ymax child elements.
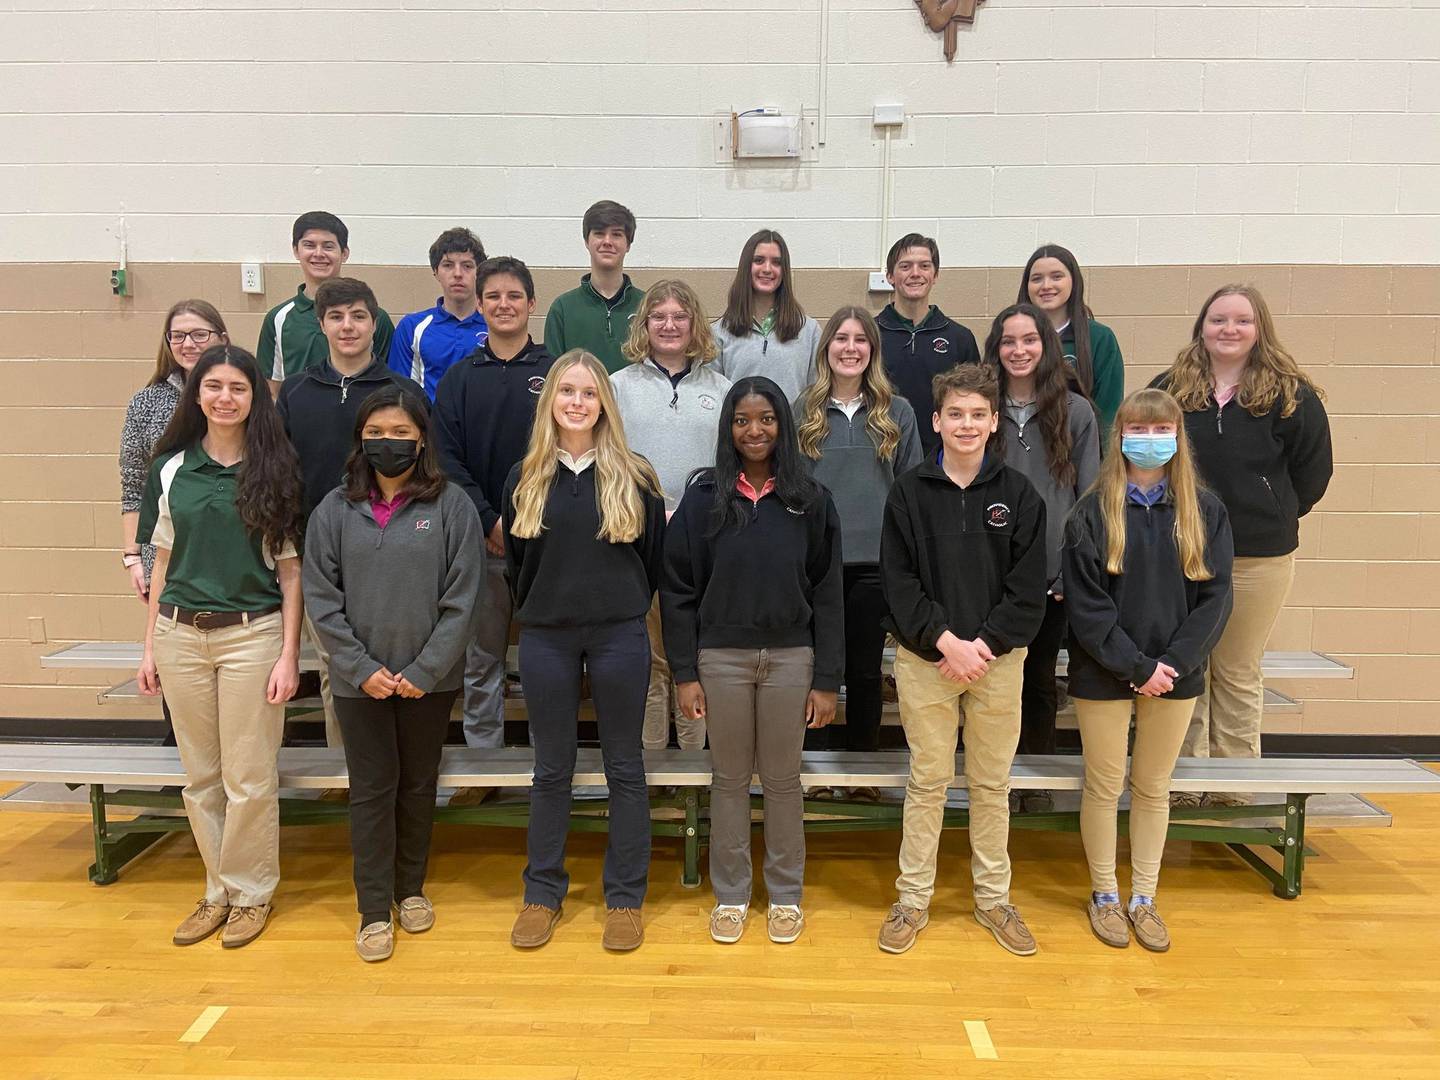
<box><xmin>543</xmin><ymin>201</ymin><xmax>643</xmax><ymax>374</ymax></box>
<box><xmin>260</xmin><ymin>211</ymin><xmax>395</xmax><ymax>390</ymax></box>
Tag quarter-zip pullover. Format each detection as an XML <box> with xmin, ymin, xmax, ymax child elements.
<box><xmin>543</xmin><ymin>273</ymin><xmax>643</xmax><ymax>374</ymax></box>
<box><xmin>712</xmin><ymin>315</ymin><xmax>822</xmax><ymax>403</ymax></box>
<box><xmin>1062</xmin><ymin>488</ymin><xmax>1234</xmax><ymax>700</ymax></box>
<box><xmin>796</xmin><ymin>394</ymin><xmax>924</xmax><ymax>565</ymax></box>
<box><xmin>876</xmin><ymin>303</ymin><xmax>981</xmax><ymax>456</ymax></box>
<box><xmin>433</xmin><ymin>337</ymin><xmax>557</xmax><ymax>534</ymax></box>
<box><xmin>276</xmin><ymin>358</ymin><xmax>426</xmax><ymax>520</ymax></box>
<box><xmin>1148</xmin><ymin>374</ymin><xmax>1332</xmax><ymax>557</ymax></box>
<box><xmin>258</xmin><ymin>284</ymin><xmax>395</xmax><ymax>381</ymax></box>
<box><xmin>661</xmin><ymin>474</ymin><xmax>844</xmax><ymax>691</ymax></box>
<box><xmin>880</xmin><ymin>453</ymin><xmax>1047</xmax><ymax>660</ymax></box>
<box><xmin>610</xmin><ymin>358</ymin><xmax>732</xmax><ymax>512</ymax></box>
<box><xmin>302</xmin><ymin>482</ymin><xmax>484</xmax><ymax>697</ymax></box>
<box><xmin>501</xmin><ymin>462</ymin><xmax>665</xmax><ymax>628</ymax></box>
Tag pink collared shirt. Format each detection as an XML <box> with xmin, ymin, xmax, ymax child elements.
<box><xmin>736</xmin><ymin>473</ymin><xmax>776</xmax><ymax>504</ymax></box>
<box><xmin>370</xmin><ymin>489</ymin><xmax>409</xmax><ymax>529</ymax></box>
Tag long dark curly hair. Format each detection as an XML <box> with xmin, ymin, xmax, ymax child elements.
<box><xmin>704</xmin><ymin>376</ymin><xmax>821</xmax><ymax>536</ymax></box>
<box><xmin>152</xmin><ymin>345</ymin><xmax>303</xmax><ymax>558</ymax></box>
<box><xmin>985</xmin><ymin>303</ymin><xmax>1078</xmax><ymax>489</ymax></box>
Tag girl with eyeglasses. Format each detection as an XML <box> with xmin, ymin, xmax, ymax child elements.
<box><xmin>120</xmin><ymin>300</ymin><xmax>230</xmax><ymax>744</ymax></box>
<box><xmin>610</xmin><ymin>281</ymin><xmax>732</xmax><ymax>756</ymax></box>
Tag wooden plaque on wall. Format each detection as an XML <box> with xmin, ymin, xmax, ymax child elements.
<box><xmin>916</xmin><ymin>0</ymin><xmax>986</xmax><ymax>61</ymax></box>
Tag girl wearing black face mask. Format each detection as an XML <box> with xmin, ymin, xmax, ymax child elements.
<box><xmin>302</xmin><ymin>385</ymin><xmax>486</xmax><ymax>963</ymax></box>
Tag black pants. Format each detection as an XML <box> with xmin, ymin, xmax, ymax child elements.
<box><xmin>519</xmin><ymin>617</ymin><xmax>650</xmax><ymax>910</ymax></box>
<box><xmin>828</xmin><ymin>563</ymin><xmax>887</xmax><ymax>752</ymax></box>
<box><xmin>335</xmin><ymin>688</ymin><xmax>458</xmax><ymax>923</ymax></box>
<box><xmin>1018</xmin><ymin>594</ymin><xmax>1067</xmax><ymax>756</ymax></box>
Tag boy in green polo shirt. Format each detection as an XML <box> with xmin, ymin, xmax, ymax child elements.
<box><xmin>258</xmin><ymin>210</ymin><xmax>396</xmax><ymax>388</ymax></box>
<box><xmin>542</xmin><ymin>200</ymin><xmax>642</xmax><ymax>374</ymax></box>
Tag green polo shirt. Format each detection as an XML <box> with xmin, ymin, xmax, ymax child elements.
<box><xmin>257</xmin><ymin>285</ymin><xmax>396</xmax><ymax>381</ymax></box>
<box><xmin>136</xmin><ymin>443</ymin><xmax>298</xmax><ymax>612</ymax></box>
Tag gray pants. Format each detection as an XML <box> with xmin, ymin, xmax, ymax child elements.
<box><xmin>462</xmin><ymin>562</ymin><xmax>511</xmax><ymax>748</ymax></box>
<box><xmin>699</xmin><ymin>645</ymin><xmax>812</xmax><ymax>907</ymax></box>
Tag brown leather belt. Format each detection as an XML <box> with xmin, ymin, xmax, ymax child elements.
<box><xmin>158</xmin><ymin>603</ymin><xmax>281</xmax><ymax>631</ymax></box>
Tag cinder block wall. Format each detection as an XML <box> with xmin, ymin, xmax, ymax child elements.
<box><xmin>2</xmin><ymin>260</ymin><xmax>1437</xmax><ymax>734</ymax></box>
<box><xmin>1</xmin><ymin>1</ymin><xmax>1437</xmax><ymax>729</ymax></box>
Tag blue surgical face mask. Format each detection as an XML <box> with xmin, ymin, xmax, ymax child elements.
<box><xmin>1121</xmin><ymin>434</ymin><xmax>1177</xmax><ymax>470</ymax></box>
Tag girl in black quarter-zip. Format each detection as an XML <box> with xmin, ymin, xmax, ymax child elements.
<box><xmin>1063</xmin><ymin>388</ymin><xmax>1233</xmax><ymax>953</ymax></box>
<box><xmin>663</xmin><ymin>376</ymin><xmax>843</xmax><ymax>947</ymax></box>
<box><xmin>502</xmin><ymin>350</ymin><xmax>665</xmax><ymax>954</ymax></box>
<box><xmin>303</xmin><ymin>386</ymin><xmax>485</xmax><ymax>963</ymax></box>
<box><xmin>1149</xmin><ymin>284</ymin><xmax>1331</xmax><ymax>788</ymax></box>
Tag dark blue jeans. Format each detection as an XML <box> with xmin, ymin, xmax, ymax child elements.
<box><xmin>519</xmin><ymin>617</ymin><xmax>651</xmax><ymax>909</ymax></box>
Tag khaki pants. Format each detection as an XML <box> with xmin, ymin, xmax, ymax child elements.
<box><xmin>894</xmin><ymin>645</ymin><xmax>1026</xmax><ymax>911</ymax></box>
<box><xmin>302</xmin><ymin>610</ymin><xmax>343</xmax><ymax>749</ymax></box>
<box><xmin>642</xmin><ymin>599</ymin><xmax>705</xmax><ymax>750</ymax></box>
<box><xmin>152</xmin><ymin>610</ymin><xmax>286</xmax><ymax>907</ymax></box>
<box><xmin>1076</xmin><ymin>696</ymin><xmax>1194</xmax><ymax>897</ymax></box>
<box><xmin>1184</xmin><ymin>553</ymin><xmax>1294</xmax><ymax>759</ymax></box>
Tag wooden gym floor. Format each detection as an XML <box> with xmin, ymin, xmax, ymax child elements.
<box><xmin>1</xmin><ymin>778</ymin><xmax>1438</xmax><ymax>1079</ymax></box>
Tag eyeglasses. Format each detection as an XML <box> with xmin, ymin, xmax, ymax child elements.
<box><xmin>167</xmin><ymin>329</ymin><xmax>220</xmax><ymax>345</ymax></box>
<box><xmin>647</xmin><ymin>313</ymin><xmax>692</xmax><ymax>327</ymax></box>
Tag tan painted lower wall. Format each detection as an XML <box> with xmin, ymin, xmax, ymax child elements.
<box><xmin>2</xmin><ymin>261</ymin><xmax>1438</xmax><ymax>735</ymax></box>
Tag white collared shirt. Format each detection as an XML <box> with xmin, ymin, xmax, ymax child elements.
<box><xmin>557</xmin><ymin>448</ymin><xmax>596</xmax><ymax>474</ymax></box>
<box><xmin>831</xmin><ymin>394</ymin><xmax>864</xmax><ymax>421</ymax></box>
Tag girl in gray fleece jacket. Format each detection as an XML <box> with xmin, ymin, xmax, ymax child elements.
<box><xmin>712</xmin><ymin>229</ymin><xmax>821</xmax><ymax>404</ymax></box>
<box><xmin>611</xmin><ymin>280</ymin><xmax>732</xmax><ymax>754</ymax></box>
<box><xmin>987</xmin><ymin>304</ymin><xmax>1100</xmax><ymax>811</ymax></box>
<box><xmin>302</xmin><ymin>386</ymin><xmax>484</xmax><ymax>962</ymax></box>
<box><xmin>794</xmin><ymin>307</ymin><xmax>923</xmax><ymax>760</ymax></box>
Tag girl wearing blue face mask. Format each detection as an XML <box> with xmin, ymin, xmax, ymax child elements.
<box><xmin>1061</xmin><ymin>388</ymin><xmax>1234</xmax><ymax>953</ymax></box>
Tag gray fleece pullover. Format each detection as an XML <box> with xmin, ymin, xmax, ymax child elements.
<box><xmin>712</xmin><ymin>316</ymin><xmax>821</xmax><ymax>404</ymax></box>
<box><xmin>302</xmin><ymin>481</ymin><xmax>484</xmax><ymax>697</ymax></box>
<box><xmin>611</xmin><ymin>358</ymin><xmax>732</xmax><ymax>511</ymax></box>
<box><xmin>796</xmin><ymin>395</ymin><xmax>924</xmax><ymax>565</ymax></box>
<box><xmin>999</xmin><ymin>389</ymin><xmax>1101</xmax><ymax>593</ymax></box>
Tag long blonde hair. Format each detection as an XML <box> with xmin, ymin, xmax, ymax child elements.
<box><xmin>621</xmin><ymin>279</ymin><xmax>718</xmax><ymax>365</ymax></box>
<box><xmin>509</xmin><ymin>350</ymin><xmax>662</xmax><ymax>544</ymax></box>
<box><xmin>1095</xmin><ymin>389</ymin><xmax>1214</xmax><ymax>581</ymax></box>
<box><xmin>796</xmin><ymin>307</ymin><xmax>902</xmax><ymax>461</ymax></box>
<box><xmin>1163</xmin><ymin>284</ymin><xmax>1323</xmax><ymax>419</ymax></box>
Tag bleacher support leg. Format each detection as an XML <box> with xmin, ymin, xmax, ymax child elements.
<box><xmin>88</xmin><ymin>785</ymin><xmax>113</xmax><ymax>884</ymax></box>
<box><xmin>681</xmin><ymin>786</ymin><xmax>701</xmax><ymax>888</ymax></box>
<box><xmin>1278</xmin><ymin>792</ymin><xmax>1308</xmax><ymax>899</ymax></box>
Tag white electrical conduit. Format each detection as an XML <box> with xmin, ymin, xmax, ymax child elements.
<box><xmin>817</xmin><ymin>0</ymin><xmax>830</xmax><ymax>146</ymax></box>
<box><xmin>877</xmin><ymin>125</ymin><xmax>894</xmax><ymax>272</ymax></box>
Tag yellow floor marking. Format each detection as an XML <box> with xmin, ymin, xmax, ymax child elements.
<box><xmin>179</xmin><ymin>1005</ymin><xmax>228</xmax><ymax>1044</ymax></box>
<box><xmin>964</xmin><ymin>1019</ymin><xmax>998</xmax><ymax>1060</ymax></box>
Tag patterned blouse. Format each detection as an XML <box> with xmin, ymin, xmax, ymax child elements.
<box><xmin>119</xmin><ymin>371</ymin><xmax>184</xmax><ymax>581</ymax></box>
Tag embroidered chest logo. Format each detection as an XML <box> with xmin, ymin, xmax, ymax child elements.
<box><xmin>527</xmin><ymin>376</ymin><xmax>546</xmax><ymax>395</ymax></box>
<box><xmin>698</xmin><ymin>394</ymin><xmax>717</xmax><ymax>411</ymax></box>
<box><xmin>985</xmin><ymin>503</ymin><xmax>1010</xmax><ymax>528</ymax></box>
<box><xmin>476</xmin><ymin>330</ymin><xmax>489</xmax><ymax>346</ymax></box>
<box><xmin>932</xmin><ymin>337</ymin><xmax>948</xmax><ymax>354</ymax></box>
<box><xmin>415</xmin><ymin>519</ymin><xmax>431</xmax><ymax>531</ymax></box>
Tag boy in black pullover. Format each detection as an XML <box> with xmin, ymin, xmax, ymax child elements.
<box><xmin>277</xmin><ymin>277</ymin><xmax>426</xmax><ymax>749</ymax></box>
<box><xmin>876</xmin><ymin>364</ymin><xmax>1047</xmax><ymax>958</ymax></box>
<box><xmin>434</xmin><ymin>257</ymin><xmax>557</xmax><ymax>753</ymax></box>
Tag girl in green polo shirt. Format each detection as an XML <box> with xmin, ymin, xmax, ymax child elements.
<box><xmin>1018</xmin><ymin>244</ymin><xmax>1126</xmax><ymax>441</ymax></box>
<box><xmin>136</xmin><ymin>345</ymin><xmax>304</xmax><ymax>952</ymax></box>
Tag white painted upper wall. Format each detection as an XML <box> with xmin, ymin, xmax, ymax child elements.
<box><xmin>1</xmin><ymin>0</ymin><xmax>1437</xmax><ymax>266</ymax></box>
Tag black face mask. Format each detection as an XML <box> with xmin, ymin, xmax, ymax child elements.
<box><xmin>363</xmin><ymin>438</ymin><xmax>419</xmax><ymax>478</ymax></box>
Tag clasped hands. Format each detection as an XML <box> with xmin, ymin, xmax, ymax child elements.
<box><xmin>361</xmin><ymin>667</ymin><xmax>425</xmax><ymax>700</ymax></box>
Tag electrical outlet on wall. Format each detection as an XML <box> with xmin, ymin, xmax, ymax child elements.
<box><xmin>868</xmin><ymin>271</ymin><xmax>893</xmax><ymax>292</ymax></box>
<box><xmin>241</xmin><ymin>263</ymin><xmax>265</xmax><ymax>295</ymax></box>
